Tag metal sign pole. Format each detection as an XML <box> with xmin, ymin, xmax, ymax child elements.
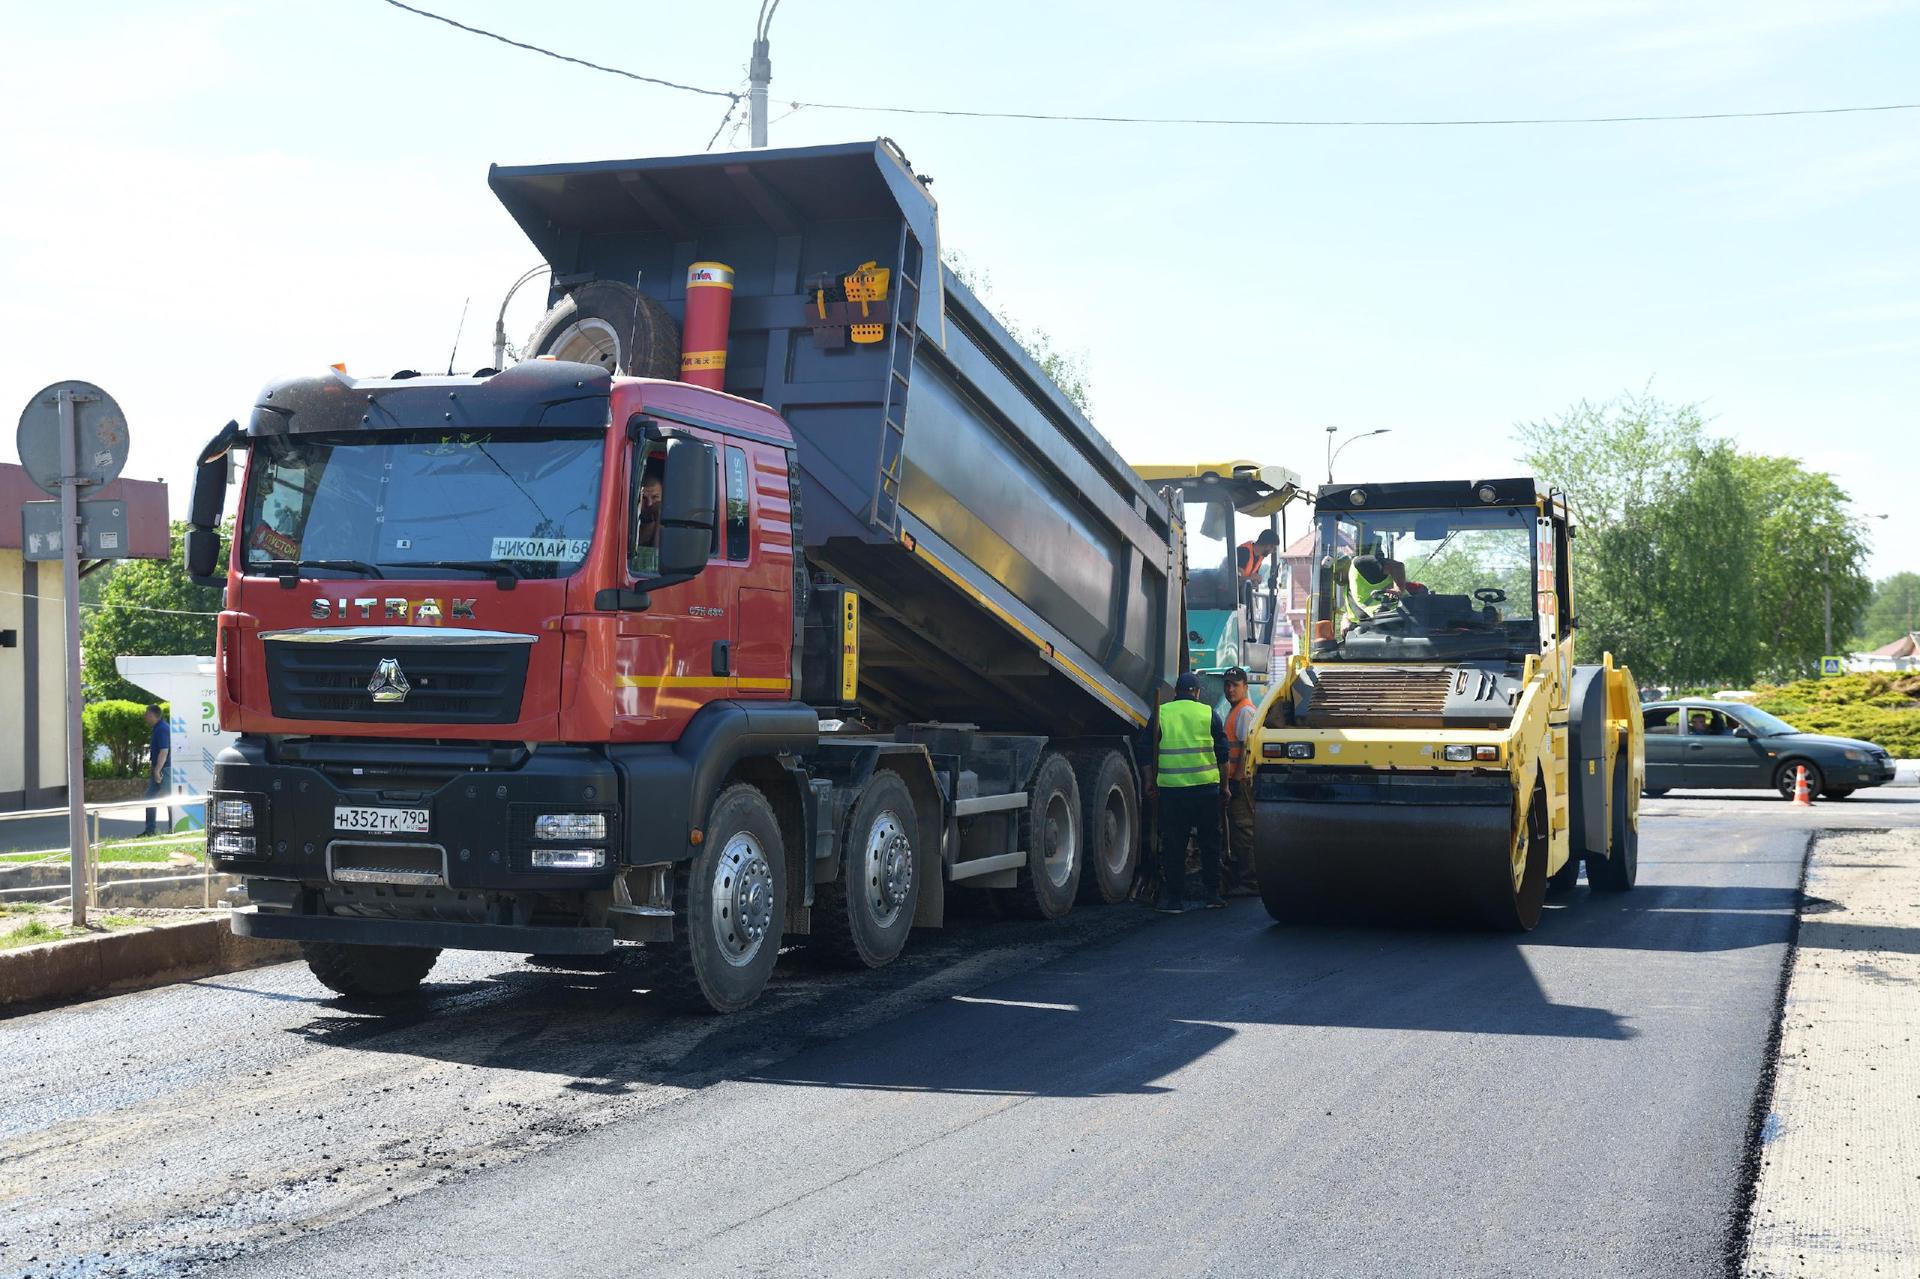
<box><xmin>56</xmin><ymin>388</ymin><xmax>90</xmax><ymax>927</ymax></box>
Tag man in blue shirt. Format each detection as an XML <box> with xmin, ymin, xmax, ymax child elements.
<box><xmin>141</xmin><ymin>705</ymin><xmax>171</xmax><ymax>837</ymax></box>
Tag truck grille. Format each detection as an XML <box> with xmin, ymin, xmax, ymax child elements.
<box><xmin>1302</xmin><ymin>666</ymin><xmax>1455</xmax><ymax>726</ymax></box>
<box><xmin>264</xmin><ymin>641</ymin><xmax>529</xmax><ymax>724</ymax></box>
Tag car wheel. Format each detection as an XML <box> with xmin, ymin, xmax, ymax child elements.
<box><xmin>1774</xmin><ymin>760</ymin><xmax>1822</xmax><ymax>801</ymax></box>
<box><xmin>1823</xmin><ymin>786</ymin><xmax>1854</xmax><ymax>800</ymax></box>
<box><xmin>1642</xmin><ymin>787</ymin><xmax>1668</xmax><ymax>798</ymax></box>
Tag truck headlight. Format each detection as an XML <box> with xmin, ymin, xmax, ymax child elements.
<box><xmin>1285</xmin><ymin>742</ymin><xmax>1315</xmax><ymax>759</ymax></box>
<box><xmin>1443</xmin><ymin>745</ymin><xmax>1473</xmax><ymax>762</ymax></box>
<box><xmin>211</xmin><ymin>832</ymin><xmax>259</xmax><ymax>858</ymax></box>
<box><xmin>212</xmin><ymin>798</ymin><xmax>256</xmax><ymax>829</ymax></box>
<box><xmin>530</xmin><ymin>847</ymin><xmax>605</xmax><ymax>870</ymax></box>
<box><xmin>534</xmin><ymin>813</ymin><xmax>607</xmax><ymax>841</ymax></box>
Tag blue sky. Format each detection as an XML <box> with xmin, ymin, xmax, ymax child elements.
<box><xmin>2</xmin><ymin>0</ymin><xmax>1915</xmax><ymax>576</ymax></box>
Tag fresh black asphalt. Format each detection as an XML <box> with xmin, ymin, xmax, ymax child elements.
<box><xmin>6</xmin><ymin>790</ymin><xmax>1914</xmax><ymax>1278</ymax></box>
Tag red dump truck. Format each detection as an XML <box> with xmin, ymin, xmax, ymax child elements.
<box><xmin>186</xmin><ymin>141</ymin><xmax>1186</xmax><ymax>1012</ymax></box>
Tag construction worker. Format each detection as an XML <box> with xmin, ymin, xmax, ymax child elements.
<box><xmin>1143</xmin><ymin>672</ymin><xmax>1231</xmax><ymax>913</ymax></box>
<box><xmin>1343</xmin><ymin>539</ymin><xmax>1410</xmax><ymax>627</ymax></box>
<box><xmin>1220</xmin><ymin>666</ymin><xmax>1259</xmax><ymax>895</ymax></box>
<box><xmin>1236</xmin><ymin>528</ymin><xmax>1279</xmax><ymax>583</ymax></box>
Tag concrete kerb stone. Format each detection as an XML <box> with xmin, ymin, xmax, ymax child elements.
<box><xmin>0</xmin><ymin>916</ymin><xmax>298</xmax><ymax>1013</ymax></box>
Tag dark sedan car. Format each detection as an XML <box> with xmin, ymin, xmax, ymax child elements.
<box><xmin>1642</xmin><ymin>699</ymin><xmax>1898</xmax><ymax>799</ymax></box>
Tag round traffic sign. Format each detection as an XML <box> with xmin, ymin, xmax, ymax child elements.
<box><xmin>16</xmin><ymin>380</ymin><xmax>129</xmax><ymax>495</ymax></box>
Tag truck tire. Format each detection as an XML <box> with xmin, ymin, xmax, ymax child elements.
<box><xmin>300</xmin><ymin>941</ymin><xmax>439</xmax><ymax>1000</ymax></box>
<box><xmin>653</xmin><ymin>783</ymin><xmax>785</xmax><ymax>1013</ymax></box>
<box><xmin>524</xmin><ymin>280</ymin><xmax>681</xmax><ymax>378</ymax></box>
<box><xmin>998</xmin><ymin>752</ymin><xmax>1082</xmax><ymax>919</ymax></box>
<box><xmin>1589</xmin><ymin>757</ymin><xmax>1639</xmax><ymax>892</ymax></box>
<box><xmin>813</xmin><ymin>771</ymin><xmax>919</xmax><ymax>968</ymax></box>
<box><xmin>1074</xmin><ymin>749</ymin><xmax>1139</xmax><ymax>905</ymax></box>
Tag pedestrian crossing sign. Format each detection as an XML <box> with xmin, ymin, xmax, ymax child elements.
<box><xmin>1820</xmin><ymin>655</ymin><xmax>1844</xmax><ymax>676</ymax></box>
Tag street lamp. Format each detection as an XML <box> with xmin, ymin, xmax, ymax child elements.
<box><xmin>491</xmin><ymin>264</ymin><xmax>550</xmax><ymax>371</ymax></box>
<box><xmin>1326</xmin><ymin>426</ymin><xmax>1391</xmax><ymax>484</ymax></box>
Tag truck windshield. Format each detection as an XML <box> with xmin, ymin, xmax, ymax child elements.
<box><xmin>241</xmin><ymin>430</ymin><xmax>604</xmax><ymax>580</ymax></box>
<box><xmin>1310</xmin><ymin>505</ymin><xmax>1537</xmax><ymax>662</ymax></box>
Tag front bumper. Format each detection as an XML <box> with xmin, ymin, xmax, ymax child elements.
<box><xmin>231</xmin><ymin>907</ymin><xmax>615</xmax><ymax>954</ymax></box>
<box><xmin>207</xmin><ymin>737</ymin><xmax>621</xmax><ymax>893</ymax></box>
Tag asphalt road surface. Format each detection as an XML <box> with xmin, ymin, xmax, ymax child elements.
<box><xmin>5</xmin><ymin>788</ymin><xmax>1916</xmax><ymax>1279</ymax></box>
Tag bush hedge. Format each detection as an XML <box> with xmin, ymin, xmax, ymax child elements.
<box><xmin>81</xmin><ymin>700</ymin><xmax>168</xmax><ymax>779</ymax></box>
<box><xmin>1750</xmin><ymin>673</ymin><xmax>1920</xmax><ymax>757</ymax></box>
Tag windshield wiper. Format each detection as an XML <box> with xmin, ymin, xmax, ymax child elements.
<box><xmin>382</xmin><ymin>559</ymin><xmax>524</xmax><ymax>590</ymax></box>
<box><xmin>260</xmin><ymin>558</ymin><xmax>385</xmax><ymax>585</ymax></box>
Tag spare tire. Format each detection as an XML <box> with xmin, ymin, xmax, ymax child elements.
<box><xmin>524</xmin><ymin>280</ymin><xmax>681</xmax><ymax>378</ymax></box>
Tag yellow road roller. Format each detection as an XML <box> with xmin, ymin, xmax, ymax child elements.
<box><xmin>1248</xmin><ymin>478</ymin><xmax>1643</xmax><ymax>929</ymax></box>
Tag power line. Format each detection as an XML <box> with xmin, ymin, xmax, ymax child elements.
<box><xmin>792</xmin><ymin>100</ymin><xmax>1920</xmax><ymax>128</ymax></box>
<box><xmin>377</xmin><ymin>0</ymin><xmax>738</xmax><ymax>102</ymax></box>
<box><xmin>377</xmin><ymin>1</ymin><xmax>1920</xmax><ymax>129</ymax></box>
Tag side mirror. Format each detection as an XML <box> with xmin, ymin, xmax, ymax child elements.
<box><xmin>185</xmin><ymin>421</ymin><xmax>240</xmax><ymax>588</ymax></box>
<box><xmin>656</xmin><ymin>436</ymin><xmax>718</xmax><ymax>578</ymax></box>
<box><xmin>1732</xmin><ymin>726</ymin><xmax>1754</xmax><ymax>739</ymax></box>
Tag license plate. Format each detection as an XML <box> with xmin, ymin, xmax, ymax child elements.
<box><xmin>333</xmin><ymin>806</ymin><xmax>430</xmax><ymax>834</ymax></box>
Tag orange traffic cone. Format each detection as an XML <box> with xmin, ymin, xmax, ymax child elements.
<box><xmin>1793</xmin><ymin>764</ymin><xmax>1814</xmax><ymax>807</ymax></box>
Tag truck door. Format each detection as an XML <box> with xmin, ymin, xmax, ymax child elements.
<box><xmin>720</xmin><ymin>442</ymin><xmax>793</xmax><ymax>692</ymax></box>
<box><xmin>612</xmin><ymin>428</ymin><xmax>732</xmax><ymax>734</ymax></box>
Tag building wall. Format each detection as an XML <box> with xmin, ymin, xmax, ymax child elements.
<box><xmin>0</xmin><ymin>549</ymin><xmax>70</xmax><ymax>810</ymax></box>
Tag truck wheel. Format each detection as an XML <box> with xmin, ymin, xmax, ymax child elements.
<box><xmin>999</xmin><ymin>752</ymin><xmax>1082</xmax><ymax>919</ymax></box>
<box><xmin>524</xmin><ymin>280</ymin><xmax>681</xmax><ymax>378</ymax></box>
<box><xmin>1590</xmin><ymin>757</ymin><xmax>1639</xmax><ymax>892</ymax></box>
<box><xmin>1074</xmin><ymin>749</ymin><xmax>1139</xmax><ymax>905</ymax></box>
<box><xmin>814</xmin><ymin>771</ymin><xmax>919</xmax><ymax>968</ymax></box>
<box><xmin>655</xmin><ymin>784</ymin><xmax>785</xmax><ymax>1013</ymax></box>
<box><xmin>1476</xmin><ymin>775</ymin><xmax>1548</xmax><ymax>931</ymax></box>
<box><xmin>300</xmin><ymin>941</ymin><xmax>439</xmax><ymax>1000</ymax></box>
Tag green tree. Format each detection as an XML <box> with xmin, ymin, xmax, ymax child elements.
<box><xmin>81</xmin><ymin>521</ymin><xmax>223</xmax><ymax>702</ymax></box>
<box><xmin>942</xmin><ymin>252</ymin><xmax>1093</xmax><ymax>416</ymax></box>
<box><xmin>1516</xmin><ymin>392</ymin><xmax>1757</xmax><ymax>686</ymax></box>
<box><xmin>1733</xmin><ymin>454</ymin><xmax>1872</xmax><ymax>677</ymax></box>
<box><xmin>1858</xmin><ymin>572</ymin><xmax>1920</xmax><ymax>648</ymax></box>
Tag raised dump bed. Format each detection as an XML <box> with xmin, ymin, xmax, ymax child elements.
<box><xmin>490</xmin><ymin>140</ymin><xmax>1179</xmax><ymax>734</ymax></box>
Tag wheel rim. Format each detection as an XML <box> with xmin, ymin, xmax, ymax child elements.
<box><xmin>1778</xmin><ymin>763</ymin><xmax>1819</xmax><ymax>798</ymax></box>
<box><xmin>1098</xmin><ymin>785</ymin><xmax>1132</xmax><ymax>880</ymax></box>
<box><xmin>1040</xmin><ymin>790</ymin><xmax>1077</xmax><ymax>889</ymax></box>
<box><xmin>543</xmin><ymin>318</ymin><xmax>622</xmax><ymax>371</ymax></box>
<box><xmin>711</xmin><ymin>831</ymin><xmax>775</xmax><ymax>967</ymax></box>
<box><xmin>863</xmin><ymin>809</ymin><xmax>913</xmax><ymax>929</ymax></box>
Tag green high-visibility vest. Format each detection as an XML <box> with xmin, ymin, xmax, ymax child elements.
<box><xmin>1347</xmin><ymin>559</ymin><xmax>1394</xmax><ymax>624</ymax></box>
<box><xmin>1157</xmin><ymin>698</ymin><xmax>1221</xmax><ymax>788</ymax></box>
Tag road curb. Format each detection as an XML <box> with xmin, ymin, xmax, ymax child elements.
<box><xmin>0</xmin><ymin>916</ymin><xmax>298</xmax><ymax>1014</ymax></box>
<box><xmin>1740</xmin><ymin>827</ymin><xmax>1920</xmax><ymax>1276</ymax></box>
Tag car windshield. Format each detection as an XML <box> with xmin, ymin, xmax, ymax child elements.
<box><xmin>1728</xmin><ymin>705</ymin><xmax>1800</xmax><ymax>736</ymax></box>
<box><xmin>1310</xmin><ymin>505</ymin><xmax>1538</xmax><ymax>662</ymax></box>
<box><xmin>241</xmin><ymin>429</ymin><xmax>604</xmax><ymax>580</ymax></box>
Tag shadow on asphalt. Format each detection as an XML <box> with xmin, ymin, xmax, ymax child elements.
<box><xmin>247</xmin><ymin>863</ymin><xmax>1839</xmax><ymax>1102</ymax></box>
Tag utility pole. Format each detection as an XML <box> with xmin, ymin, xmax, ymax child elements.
<box><xmin>749</xmin><ymin>0</ymin><xmax>781</xmax><ymax>148</ymax></box>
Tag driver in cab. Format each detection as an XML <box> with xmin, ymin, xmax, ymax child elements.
<box><xmin>1342</xmin><ymin>538</ymin><xmax>1411</xmax><ymax>628</ymax></box>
